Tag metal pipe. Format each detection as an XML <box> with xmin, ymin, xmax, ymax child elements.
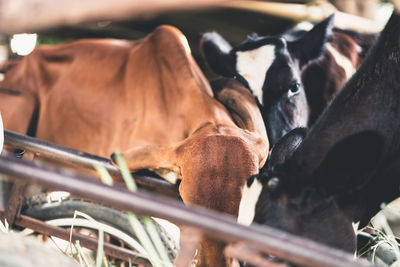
<box><xmin>3</xmin><ymin>180</ymin><xmax>25</xmax><ymax>226</ymax></box>
<box><xmin>0</xmin><ymin>209</ymin><xmax>151</xmax><ymax>266</ymax></box>
<box><xmin>4</xmin><ymin>130</ymin><xmax>179</xmax><ymax>198</ymax></box>
<box><xmin>0</xmin><ymin>155</ymin><xmax>374</xmax><ymax>267</ymax></box>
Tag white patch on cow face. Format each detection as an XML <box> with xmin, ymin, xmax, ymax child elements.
<box><xmin>237</xmin><ymin>178</ymin><xmax>263</xmax><ymax>226</ymax></box>
<box><xmin>326</xmin><ymin>43</ymin><xmax>356</xmax><ymax>80</ymax></box>
<box><xmin>236</xmin><ymin>45</ymin><xmax>276</xmax><ymax>105</ymax></box>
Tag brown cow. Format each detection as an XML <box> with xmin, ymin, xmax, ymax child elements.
<box><xmin>0</xmin><ymin>25</ymin><xmax>269</xmax><ymax>266</ymax></box>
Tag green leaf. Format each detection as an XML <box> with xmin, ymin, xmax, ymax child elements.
<box><xmin>113</xmin><ymin>152</ymin><xmax>137</xmax><ymax>192</ymax></box>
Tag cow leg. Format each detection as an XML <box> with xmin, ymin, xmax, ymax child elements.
<box><xmin>197</xmin><ymin>237</ymin><xmax>228</xmax><ymax>267</ymax></box>
<box><xmin>175</xmin><ymin>226</ymin><xmax>200</xmax><ymax>267</ymax></box>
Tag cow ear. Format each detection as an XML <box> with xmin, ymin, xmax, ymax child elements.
<box><xmin>200</xmin><ymin>32</ymin><xmax>236</xmax><ymax>77</ymax></box>
<box><xmin>268</xmin><ymin>128</ymin><xmax>307</xmax><ymax>168</ymax></box>
<box><xmin>290</xmin><ymin>14</ymin><xmax>335</xmax><ymax>66</ymax></box>
<box><xmin>312</xmin><ymin>131</ymin><xmax>384</xmax><ymax>196</ymax></box>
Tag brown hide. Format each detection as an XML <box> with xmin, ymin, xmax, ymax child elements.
<box><xmin>320</xmin><ymin>30</ymin><xmax>363</xmax><ymax>107</ymax></box>
<box><xmin>0</xmin><ymin>25</ymin><xmax>269</xmax><ymax>266</ymax></box>
<box><xmin>302</xmin><ymin>28</ymin><xmax>376</xmax><ymax>124</ymax></box>
<box><xmin>0</xmin><ymin>91</ymin><xmax>35</xmax><ymax>134</ymax></box>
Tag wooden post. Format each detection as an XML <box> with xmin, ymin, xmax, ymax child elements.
<box><xmin>331</xmin><ymin>0</ymin><xmax>379</xmax><ymax>19</ymax></box>
<box><xmin>0</xmin><ymin>0</ymin><xmax>230</xmax><ymax>34</ymax></box>
<box><xmin>225</xmin><ymin>1</ymin><xmax>382</xmax><ymax>33</ymax></box>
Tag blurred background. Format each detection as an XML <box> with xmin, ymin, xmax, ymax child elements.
<box><xmin>0</xmin><ymin>0</ymin><xmax>395</xmax><ymax>79</ymax></box>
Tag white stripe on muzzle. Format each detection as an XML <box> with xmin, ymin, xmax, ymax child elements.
<box><xmin>237</xmin><ymin>178</ymin><xmax>263</xmax><ymax>226</ymax></box>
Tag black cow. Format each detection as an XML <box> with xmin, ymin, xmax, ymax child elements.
<box><xmin>201</xmin><ymin>15</ymin><xmax>376</xmax><ymax>146</ymax></box>
<box><xmin>244</xmin><ymin>9</ymin><xmax>400</xmax><ymax>253</ymax></box>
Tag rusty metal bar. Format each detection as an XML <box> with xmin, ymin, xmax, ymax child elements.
<box><xmin>4</xmin><ymin>130</ymin><xmax>179</xmax><ymax>198</ymax></box>
<box><xmin>0</xmin><ymin>0</ymin><xmax>230</xmax><ymax>34</ymax></box>
<box><xmin>0</xmin><ymin>209</ymin><xmax>151</xmax><ymax>266</ymax></box>
<box><xmin>3</xmin><ymin>180</ymin><xmax>25</xmax><ymax>226</ymax></box>
<box><xmin>0</xmin><ymin>155</ymin><xmax>375</xmax><ymax>267</ymax></box>
<box><xmin>3</xmin><ymin>148</ymin><xmax>27</xmax><ymax>226</ymax></box>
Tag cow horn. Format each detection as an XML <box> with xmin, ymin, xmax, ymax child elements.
<box><xmin>214</xmin><ymin>79</ymin><xmax>268</xmax><ymax>141</ymax></box>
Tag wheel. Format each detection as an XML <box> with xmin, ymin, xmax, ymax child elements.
<box><xmin>20</xmin><ymin>191</ymin><xmax>179</xmax><ymax>265</ymax></box>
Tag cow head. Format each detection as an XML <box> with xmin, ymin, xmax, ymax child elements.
<box><xmin>200</xmin><ymin>15</ymin><xmax>335</xmax><ymax>146</ymax></box>
<box><xmin>112</xmin><ymin>79</ymin><xmax>269</xmax><ymax>266</ymax></box>
<box><xmin>247</xmin><ymin>130</ymin><xmax>385</xmax><ymax>253</ymax></box>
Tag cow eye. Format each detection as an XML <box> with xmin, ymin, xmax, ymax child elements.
<box><xmin>288</xmin><ymin>82</ymin><xmax>301</xmax><ymax>97</ymax></box>
<box><xmin>267</xmin><ymin>177</ymin><xmax>280</xmax><ymax>191</ymax></box>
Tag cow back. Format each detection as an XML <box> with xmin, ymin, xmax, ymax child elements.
<box><xmin>0</xmin><ymin>25</ymin><xmax>235</xmax><ymax>158</ymax></box>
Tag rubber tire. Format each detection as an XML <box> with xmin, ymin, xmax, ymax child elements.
<box><xmin>21</xmin><ymin>195</ymin><xmax>178</xmax><ymax>262</ymax></box>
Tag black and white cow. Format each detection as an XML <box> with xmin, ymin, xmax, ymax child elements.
<box><xmin>201</xmin><ymin>15</ymin><xmax>376</xmax><ymax>146</ymax></box>
<box><xmin>244</xmin><ymin>9</ymin><xmax>400</xmax><ymax>253</ymax></box>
